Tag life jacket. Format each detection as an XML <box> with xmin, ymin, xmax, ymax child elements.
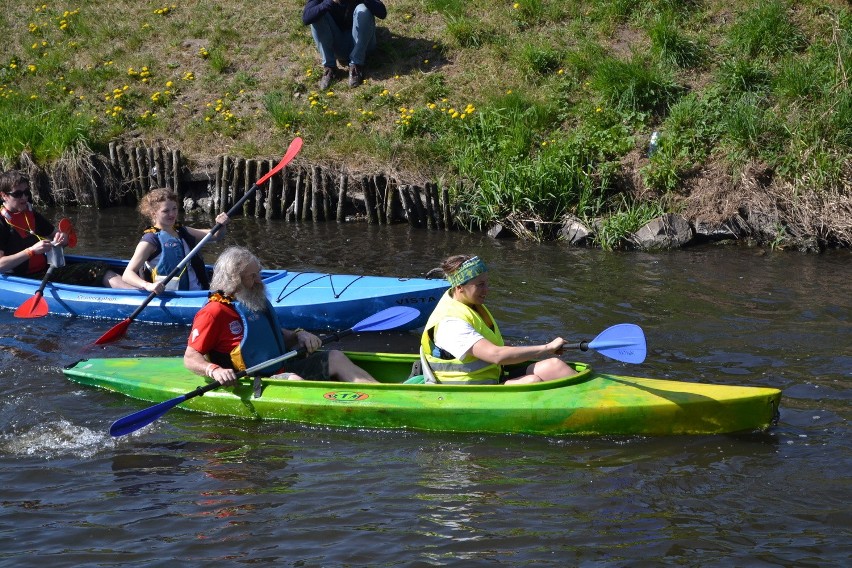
<box><xmin>1</xmin><ymin>205</ymin><xmax>48</xmax><ymax>275</ymax></box>
<box><xmin>210</xmin><ymin>293</ymin><xmax>286</xmax><ymax>376</ymax></box>
<box><xmin>141</xmin><ymin>225</ymin><xmax>209</xmax><ymax>290</ymax></box>
<box><xmin>420</xmin><ymin>290</ymin><xmax>504</xmax><ymax>385</ymax></box>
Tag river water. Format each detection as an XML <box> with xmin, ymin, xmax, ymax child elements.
<box><xmin>1</xmin><ymin>207</ymin><xmax>849</xmax><ymax>566</ymax></box>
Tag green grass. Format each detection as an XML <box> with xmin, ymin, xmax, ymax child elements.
<box><xmin>1</xmin><ymin>0</ymin><xmax>850</xmax><ymax>246</ymax></box>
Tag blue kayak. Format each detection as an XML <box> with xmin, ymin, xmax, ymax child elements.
<box><xmin>0</xmin><ymin>254</ymin><xmax>445</xmax><ymax>330</ymax></box>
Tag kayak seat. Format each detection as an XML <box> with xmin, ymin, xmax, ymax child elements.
<box><xmin>404</xmin><ymin>360</ymin><xmax>425</xmax><ymax>384</ymax></box>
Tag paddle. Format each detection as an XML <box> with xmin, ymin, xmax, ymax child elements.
<box><xmin>564</xmin><ymin>323</ymin><xmax>647</xmax><ymax>364</ymax></box>
<box><xmin>14</xmin><ymin>218</ymin><xmax>73</xmax><ymax>318</ymax></box>
<box><xmin>94</xmin><ymin>137</ymin><xmax>303</xmax><ymax>345</ymax></box>
<box><xmin>108</xmin><ymin>305</ymin><xmax>419</xmax><ymax>437</ymax></box>
<box><xmin>58</xmin><ymin>217</ymin><xmax>77</xmax><ymax>248</ymax></box>
<box><xmin>14</xmin><ymin>265</ymin><xmax>56</xmax><ymax>318</ymax></box>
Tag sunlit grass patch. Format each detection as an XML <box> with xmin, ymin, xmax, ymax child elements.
<box><xmin>591</xmin><ymin>52</ymin><xmax>682</xmax><ymax>115</ymax></box>
<box><xmin>725</xmin><ymin>1</ymin><xmax>806</xmax><ymax>58</ymax></box>
<box><xmin>0</xmin><ymin>94</ymin><xmax>91</xmax><ymax>162</ymax></box>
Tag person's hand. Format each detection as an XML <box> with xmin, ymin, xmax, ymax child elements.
<box><xmin>210</xmin><ymin>366</ymin><xmax>238</xmax><ymax>386</ymax></box>
<box><xmin>28</xmin><ymin>239</ymin><xmax>52</xmax><ymax>255</ymax></box>
<box><xmin>144</xmin><ymin>281</ymin><xmax>165</xmax><ymax>295</ymax></box>
<box><xmin>215</xmin><ymin>212</ymin><xmax>229</xmax><ymax>225</ymax></box>
<box><xmin>52</xmin><ymin>231</ymin><xmax>68</xmax><ymax>247</ymax></box>
<box><xmin>547</xmin><ymin>337</ymin><xmax>567</xmax><ymax>356</ymax></box>
<box><xmin>296</xmin><ymin>330</ymin><xmax>322</xmax><ymax>353</ymax></box>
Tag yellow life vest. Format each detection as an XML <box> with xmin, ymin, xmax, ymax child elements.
<box><xmin>420</xmin><ymin>290</ymin><xmax>504</xmax><ymax>385</ymax></box>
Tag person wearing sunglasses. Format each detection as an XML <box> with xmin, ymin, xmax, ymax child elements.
<box><xmin>0</xmin><ymin>169</ymin><xmax>130</xmax><ymax>287</ymax></box>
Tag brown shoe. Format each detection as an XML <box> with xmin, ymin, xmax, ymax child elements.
<box><xmin>319</xmin><ymin>66</ymin><xmax>336</xmax><ymax>90</ymax></box>
<box><xmin>348</xmin><ymin>64</ymin><xmax>364</xmax><ymax>88</ymax></box>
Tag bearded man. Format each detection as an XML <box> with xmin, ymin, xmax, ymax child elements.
<box><xmin>184</xmin><ymin>246</ymin><xmax>377</xmax><ymax>385</ymax></box>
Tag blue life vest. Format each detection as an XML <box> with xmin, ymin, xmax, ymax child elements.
<box><xmin>229</xmin><ymin>299</ymin><xmax>287</xmax><ymax>376</ymax></box>
<box><xmin>142</xmin><ymin>225</ymin><xmax>209</xmax><ymax>290</ymax></box>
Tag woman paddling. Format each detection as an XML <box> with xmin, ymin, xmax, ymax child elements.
<box><xmin>420</xmin><ymin>254</ymin><xmax>577</xmax><ymax>385</ymax></box>
<box><xmin>122</xmin><ymin>188</ymin><xmax>229</xmax><ymax>294</ymax></box>
<box><xmin>0</xmin><ymin>170</ymin><xmax>130</xmax><ymax>288</ymax></box>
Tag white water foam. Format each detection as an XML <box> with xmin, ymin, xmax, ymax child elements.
<box><xmin>1</xmin><ymin>418</ymin><xmax>115</xmax><ymax>459</ymax></box>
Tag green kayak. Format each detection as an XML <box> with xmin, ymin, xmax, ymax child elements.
<box><xmin>64</xmin><ymin>352</ymin><xmax>781</xmax><ymax>436</ymax></box>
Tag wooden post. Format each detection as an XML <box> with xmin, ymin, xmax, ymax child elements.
<box><xmin>145</xmin><ymin>147</ymin><xmax>155</xmax><ymax>191</ymax></box>
<box><xmin>385</xmin><ymin>179</ymin><xmax>397</xmax><ymax>223</ymax></box>
<box><xmin>243</xmin><ymin>159</ymin><xmax>258</xmax><ymax>217</ymax></box>
<box><xmin>154</xmin><ymin>146</ymin><xmax>166</xmax><ymax>190</ymax></box>
<box><xmin>362</xmin><ymin>175</ymin><xmax>376</xmax><ymax>224</ymax></box>
<box><xmin>282</xmin><ymin>166</ymin><xmax>295</xmax><ymax>221</ymax></box>
<box><xmin>442</xmin><ymin>184</ymin><xmax>453</xmax><ymax>230</ymax></box>
<box><xmin>115</xmin><ymin>144</ymin><xmax>129</xmax><ymax>185</ymax></box>
<box><xmin>310</xmin><ymin>165</ymin><xmax>320</xmax><ymax>222</ymax></box>
<box><xmin>409</xmin><ymin>185</ymin><xmax>426</xmax><ymax>227</ymax></box>
<box><xmin>172</xmin><ymin>150</ymin><xmax>182</xmax><ymax>205</ymax></box>
<box><xmin>397</xmin><ymin>184</ymin><xmax>415</xmax><ymax>225</ymax></box>
<box><xmin>423</xmin><ymin>182</ymin><xmax>435</xmax><ymax>229</ymax></box>
<box><xmin>220</xmin><ymin>156</ymin><xmax>231</xmax><ymax>212</ymax></box>
<box><xmin>300</xmin><ymin>167</ymin><xmax>311</xmax><ymax>221</ymax></box>
<box><xmin>373</xmin><ymin>174</ymin><xmax>390</xmax><ymax>225</ymax></box>
<box><xmin>231</xmin><ymin>157</ymin><xmax>244</xmax><ymax>215</ymax></box>
<box><xmin>265</xmin><ymin>159</ymin><xmax>279</xmax><ymax>220</ymax></box>
<box><xmin>292</xmin><ymin>168</ymin><xmax>303</xmax><ymax>222</ymax></box>
<box><xmin>213</xmin><ymin>155</ymin><xmax>223</xmax><ymax>213</ymax></box>
<box><xmin>336</xmin><ymin>173</ymin><xmax>348</xmax><ymax>222</ymax></box>
<box><xmin>114</xmin><ymin>144</ymin><xmax>132</xmax><ymax>204</ymax></box>
<box><xmin>162</xmin><ymin>148</ymin><xmax>172</xmax><ymax>189</ymax></box>
<box><xmin>322</xmin><ymin>171</ymin><xmax>331</xmax><ymax>222</ymax></box>
<box><xmin>129</xmin><ymin>146</ymin><xmax>143</xmax><ymax>200</ymax></box>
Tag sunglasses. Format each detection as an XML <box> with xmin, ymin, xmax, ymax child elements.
<box><xmin>7</xmin><ymin>189</ymin><xmax>31</xmax><ymax>198</ymax></box>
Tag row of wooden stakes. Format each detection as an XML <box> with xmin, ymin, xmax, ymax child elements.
<box><xmin>106</xmin><ymin>143</ymin><xmax>456</xmax><ymax>229</ymax></box>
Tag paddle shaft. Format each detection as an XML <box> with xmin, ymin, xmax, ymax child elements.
<box><xmin>563</xmin><ymin>341</ymin><xmax>590</xmax><ymax>352</ymax></box>
<box><xmin>33</xmin><ymin>264</ymin><xmax>56</xmax><ymax>297</ymax></box>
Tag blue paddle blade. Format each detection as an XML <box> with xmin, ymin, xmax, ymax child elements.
<box><xmin>109</xmin><ymin>395</ymin><xmax>187</xmax><ymax>437</ymax></box>
<box><xmin>588</xmin><ymin>323</ymin><xmax>647</xmax><ymax>364</ymax></box>
<box><xmin>351</xmin><ymin>306</ymin><xmax>420</xmax><ymax>333</ymax></box>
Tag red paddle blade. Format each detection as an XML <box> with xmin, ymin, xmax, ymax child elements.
<box><xmin>14</xmin><ymin>292</ymin><xmax>48</xmax><ymax>318</ymax></box>
<box><xmin>94</xmin><ymin>318</ymin><xmax>131</xmax><ymax>345</ymax></box>
<box><xmin>58</xmin><ymin>218</ymin><xmax>77</xmax><ymax>248</ymax></box>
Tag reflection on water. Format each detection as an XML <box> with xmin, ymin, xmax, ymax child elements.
<box><xmin>0</xmin><ymin>208</ymin><xmax>849</xmax><ymax>565</ymax></box>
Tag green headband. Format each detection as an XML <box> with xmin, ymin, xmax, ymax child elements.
<box><xmin>447</xmin><ymin>256</ymin><xmax>487</xmax><ymax>287</ymax></box>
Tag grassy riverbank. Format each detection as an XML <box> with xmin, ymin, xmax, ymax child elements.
<box><xmin>1</xmin><ymin>1</ymin><xmax>850</xmax><ymax>248</ymax></box>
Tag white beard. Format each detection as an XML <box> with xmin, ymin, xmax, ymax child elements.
<box><xmin>235</xmin><ymin>282</ymin><xmax>268</xmax><ymax>314</ymax></box>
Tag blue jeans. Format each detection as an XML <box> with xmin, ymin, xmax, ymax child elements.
<box><xmin>310</xmin><ymin>5</ymin><xmax>376</xmax><ymax>67</ymax></box>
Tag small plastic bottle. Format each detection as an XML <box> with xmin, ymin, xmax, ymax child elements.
<box><xmin>648</xmin><ymin>131</ymin><xmax>660</xmax><ymax>157</ymax></box>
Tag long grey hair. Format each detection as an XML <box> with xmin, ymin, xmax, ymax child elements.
<box><xmin>209</xmin><ymin>246</ymin><xmax>261</xmax><ymax>296</ymax></box>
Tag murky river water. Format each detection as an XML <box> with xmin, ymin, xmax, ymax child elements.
<box><xmin>1</xmin><ymin>207</ymin><xmax>849</xmax><ymax>566</ymax></box>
